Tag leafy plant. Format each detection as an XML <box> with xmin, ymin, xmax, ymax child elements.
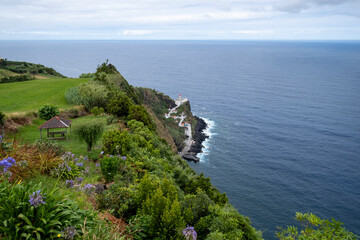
<box><xmin>0</xmin><ymin>180</ymin><xmax>97</xmax><ymax>239</ymax></box>
<box><xmin>74</xmin><ymin>121</ymin><xmax>105</xmax><ymax>152</ymax></box>
<box><xmin>38</xmin><ymin>104</ymin><xmax>59</xmax><ymax>120</ymax></box>
<box><xmin>91</xmin><ymin>106</ymin><xmax>104</xmax><ymax>116</ymax></box>
<box><xmin>65</xmin><ymin>86</ymin><xmax>82</xmax><ymax>105</ymax></box>
<box><xmin>78</xmin><ymin>81</ymin><xmax>110</xmax><ymax>111</ymax></box>
<box><xmin>276</xmin><ymin>212</ymin><xmax>358</xmax><ymax>240</ymax></box>
<box><xmin>106</xmin><ymin>94</ymin><xmax>132</xmax><ymax>118</ymax></box>
<box><xmin>100</xmin><ymin>155</ymin><xmax>122</xmax><ymax>183</ymax></box>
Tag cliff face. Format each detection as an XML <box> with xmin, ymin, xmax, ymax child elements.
<box><xmin>136</xmin><ymin>87</ymin><xmax>207</xmax><ymax>159</ymax></box>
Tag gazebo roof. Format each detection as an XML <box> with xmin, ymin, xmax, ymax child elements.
<box><xmin>38</xmin><ymin>116</ymin><xmax>72</xmax><ymax>130</ymax></box>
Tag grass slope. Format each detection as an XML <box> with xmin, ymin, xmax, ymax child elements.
<box><xmin>0</xmin><ymin>78</ymin><xmax>88</xmax><ymax>113</ymax></box>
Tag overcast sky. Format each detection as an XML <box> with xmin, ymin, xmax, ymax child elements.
<box><xmin>1</xmin><ymin>0</ymin><xmax>360</xmax><ymax>40</ymax></box>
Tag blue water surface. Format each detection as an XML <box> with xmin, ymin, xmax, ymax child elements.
<box><xmin>1</xmin><ymin>40</ymin><xmax>359</xmax><ymax>239</ymax></box>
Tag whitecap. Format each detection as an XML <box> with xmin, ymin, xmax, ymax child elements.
<box><xmin>197</xmin><ymin>117</ymin><xmax>216</xmax><ymax>162</ymax></box>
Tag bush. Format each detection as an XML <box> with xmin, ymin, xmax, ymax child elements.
<box><xmin>38</xmin><ymin>104</ymin><xmax>59</xmax><ymax>120</ymax></box>
<box><xmin>65</xmin><ymin>86</ymin><xmax>82</xmax><ymax>105</ymax></box>
<box><xmin>106</xmin><ymin>94</ymin><xmax>132</xmax><ymax>118</ymax></box>
<box><xmin>276</xmin><ymin>212</ymin><xmax>358</xmax><ymax>240</ymax></box>
<box><xmin>0</xmin><ymin>180</ymin><xmax>97</xmax><ymax>238</ymax></box>
<box><xmin>100</xmin><ymin>155</ymin><xmax>122</xmax><ymax>183</ymax></box>
<box><xmin>74</xmin><ymin>121</ymin><xmax>105</xmax><ymax>152</ymax></box>
<box><xmin>128</xmin><ymin>105</ymin><xmax>155</xmax><ymax>130</ymax></box>
<box><xmin>91</xmin><ymin>107</ymin><xmax>104</xmax><ymax>116</ymax></box>
<box><xmin>78</xmin><ymin>81</ymin><xmax>110</xmax><ymax>111</ymax></box>
<box><xmin>102</xmin><ymin>129</ymin><xmax>131</xmax><ymax>156</ymax></box>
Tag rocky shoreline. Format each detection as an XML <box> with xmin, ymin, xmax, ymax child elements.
<box><xmin>182</xmin><ymin>116</ymin><xmax>208</xmax><ymax>162</ymax></box>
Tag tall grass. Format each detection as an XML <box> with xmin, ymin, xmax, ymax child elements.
<box><xmin>65</xmin><ymin>86</ymin><xmax>83</xmax><ymax>105</ymax></box>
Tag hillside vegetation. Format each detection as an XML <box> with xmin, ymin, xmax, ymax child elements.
<box><xmin>0</xmin><ymin>60</ymin><xmax>357</xmax><ymax>240</ymax></box>
<box><xmin>0</xmin><ymin>59</ymin><xmax>65</xmax><ymax>83</ymax></box>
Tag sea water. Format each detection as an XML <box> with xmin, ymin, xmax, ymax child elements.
<box><xmin>1</xmin><ymin>40</ymin><xmax>359</xmax><ymax>239</ymax></box>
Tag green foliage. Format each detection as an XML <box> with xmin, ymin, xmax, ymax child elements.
<box><xmin>100</xmin><ymin>155</ymin><xmax>122</xmax><ymax>183</ymax></box>
<box><xmin>0</xmin><ymin>74</ymin><xmax>35</xmax><ymax>84</ymax></box>
<box><xmin>38</xmin><ymin>104</ymin><xmax>59</xmax><ymax>120</ymax></box>
<box><xmin>102</xmin><ymin>129</ymin><xmax>131</xmax><ymax>156</ymax></box>
<box><xmin>128</xmin><ymin>105</ymin><xmax>155</xmax><ymax>130</ymax></box>
<box><xmin>91</xmin><ymin>107</ymin><xmax>105</xmax><ymax>116</ymax></box>
<box><xmin>78</xmin><ymin>81</ymin><xmax>110</xmax><ymax>111</ymax></box>
<box><xmin>0</xmin><ymin>111</ymin><xmax>5</xmax><ymax>125</ymax></box>
<box><xmin>96</xmin><ymin>59</ymin><xmax>119</xmax><ymax>74</ymax></box>
<box><xmin>276</xmin><ymin>212</ymin><xmax>358</xmax><ymax>240</ymax></box>
<box><xmin>74</xmin><ymin>121</ymin><xmax>105</xmax><ymax>152</ymax></box>
<box><xmin>79</xmin><ymin>73</ymin><xmax>95</xmax><ymax>78</ymax></box>
<box><xmin>106</xmin><ymin>94</ymin><xmax>132</xmax><ymax>118</ymax></box>
<box><xmin>65</xmin><ymin>86</ymin><xmax>83</xmax><ymax>105</ymax></box>
<box><xmin>0</xmin><ymin>179</ymin><xmax>97</xmax><ymax>239</ymax></box>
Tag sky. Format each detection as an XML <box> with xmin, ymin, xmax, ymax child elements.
<box><xmin>1</xmin><ymin>0</ymin><xmax>360</xmax><ymax>40</ymax></box>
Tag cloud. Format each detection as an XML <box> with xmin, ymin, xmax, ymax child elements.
<box><xmin>274</xmin><ymin>0</ymin><xmax>356</xmax><ymax>13</ymax></box>
<box><xmin>122</xmin><ymin>30</ymin><xmax>155</xmax><ymax>35</ymax></box>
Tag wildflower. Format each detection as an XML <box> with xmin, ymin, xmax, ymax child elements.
<box><xmin>100</xmin><ymin>151</ymin><xmax>104</xmax><ymax>155</ymax></box>
<box><xmin>29</xmin><ymin>190</ymin><xmax>46</xmax><ymax>208</ymax></box>
<box><xmin>0</xmin><ymin>135</ymin><xmax>2</xmax><ymax>142</ymax></box>
<box><xmin>84</xmin><ymin>166</ymin><xmax>90</xmax><ymax>175</ymax></box>
<box><xmin>81</xmin><ymin>184</ymin><xmax>95</xmax><ymax>195</ymax></box>
<box><xmin>58</xmin><ymin>233</ymin><xmax>61</xmax><ymax>237</ymax></box>
<box><xmin>71</xmin><ymin>154</ymin><xmax>75</xmax><ymax>158</ymax></box>
<box><xmin>96</xmin><ymin>163</ymin><xmax>100</xmax><ymax>167</ymax></box>
<box><xmin>84</xmin><ymin>156</ymin><xmax>89</xmax><ymax>161</ymax></box>
<box><xmin>66</xmin><ymin>179</ymin><xmax>74</xmax><ymax>188</ymax></box>
<box><xmin>0</xmin><ymin>157</ymin><xmax>16</xmax><ymax>174</ymax></box>
<box><xmin>121</xmin><ymin>156</ymin><xmax>126</xmax><ymax>161</ymax></box>
<box><xmin>74</xmin><ymin>158</ymin><xmax>79</xmax><ymax>162</ymax></box>
<box><xmin>75</xmin><ymin>177</ymin><xmax>83</xmax><ymax>184</ymax></box>
<box><xmin>75</xmin><ymin>162</ymin><xmax>83</xmax><ymax>167</ymax></box>
<box><xmin>61</xmin><ymin>226</ymin><xmax>77</xmax><ymax>240</ymax></box>
<box><xmin>182</xmin><ymin>226</ymin><xmax>197</xmax><ymax>240</ymax></box>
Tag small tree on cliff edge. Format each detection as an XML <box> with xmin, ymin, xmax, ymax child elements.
<box><xmin>73</xmin><ymin>121</ymin><xmax>105</xmax><ymax>152</ymax></box>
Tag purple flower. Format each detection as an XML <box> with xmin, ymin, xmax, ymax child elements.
<box><xmin>96</xmin><ymin>163</ymin><xmax>100</xmax><ymax>167</ymax></box>
<box><xmin>29</xmin><ymin>190</ymin><xmax>46</xmax><ymax>208</ymax></box>
<box><xmin>74</xmin><ymin>158</ymin><xmax>79</xmax><ymax>162</ymax></box>
<box><xmin>75</xmin><ymin>162</ymin><xmax>83</xmax><ymax>167</ymax></box>
<box><xmin>100</xmin><ymin>151</ymin><xmax>104</xmax><ymax>155</ymax></box>
<box><xmin>62</xmin><ymin>226</ymin><xmax>77</xmax><ymax>239</ymax></box>
<box><xmin>121</xmin><ymin>156</ymin><xmax>126</xmax><ymax>161</ymax></box>
<box><xmin>71</xmin><ymin>154</ymin><xmax>75</xmax><ymax>159</ymax></box>
<box><xmin>75</xmin><ymin>177</ymin><xmax>83</xmax><ymax>184</ymax></box>
<box><xmin>66</xmin><ymin>179</ymin><xmax>74</xmax><ymax>188</ymax></box>
<box><xmin>84</xmin><ymin>156</ymin><xmax>89</xmax><ymax>161</ymax></box>
<box><xmin>81</xmin><ymin>184</ymin><xmax>95</xmax><ymax>195</ymax></box>
<box><xmin>0</xmin><ymin>157</ymin><xmax>16</xmax><ymax>174</ymax></box>
<box><xmin>182</xmin><ymin>226</ymin><xmax>197</xmax><ymax>240</ymax></box>
<box><xmin>0</xmin><ymin>135</ymin><xmax>2</xmax><ymax>142</ymax></box>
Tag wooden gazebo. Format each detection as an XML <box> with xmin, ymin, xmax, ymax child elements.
<box><xmin>38</xmin><ymin>116</ymin><xmax>72</xmax><ymax>140</ymax></box>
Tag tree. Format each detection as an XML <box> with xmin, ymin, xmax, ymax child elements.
<box><xmin>106</xmin><ymin>94</ymin><xmax>132</xmax><ymax>118</ymax></box>
<box><xmin>73</xmin><ymin>121</ymin><xmax>105</xmax><ymax>152</ymax></box>
<box><xmin>38</xmin><ymin>104</ymin><xmax>59</xmax><ymax>120</ymax></box>
<box><xmin>277</xmin><ymin>212</ymin><xmax>358</xmax><ymax>240</ymax></box>
<box><xmin>128</xmin><ymin>105</ymin><xmax>155</xmax><ymax>130</ymax></box>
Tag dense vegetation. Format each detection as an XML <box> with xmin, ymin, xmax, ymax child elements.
<box><xmin>0</xmin><ymin>60</ymin><xmax>357</xmax><ymax>239</ymax></box>
<box><xmin>0</xmin><ymin>59</ymin><xmax>65</xmax><ymax>83</ymax></box>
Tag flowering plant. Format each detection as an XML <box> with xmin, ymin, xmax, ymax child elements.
<box><xmin>183</xmin><ymin>226</ymin><xmax>197</xmax><ymax>240</ymax></box>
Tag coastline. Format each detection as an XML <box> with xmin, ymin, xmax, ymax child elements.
<box><xmin>182</xmin><ymin>116</ymin><xmax>209</xmax><ymax>162</ymax></box>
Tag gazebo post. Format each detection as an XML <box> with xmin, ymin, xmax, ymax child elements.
<box><xmin>47</xmin><ymin>129</ymin><xmax>49</xmax><ymax>138</ymax></box>
<box><xmin>66</xmin><ymin>127</ymin><xmax>68</xmax><ymax>140</ymax></box>
<box><xmin>40</xmin><ymin>129</ymin><xmax>42</xmax><ymax>140</ymax></box>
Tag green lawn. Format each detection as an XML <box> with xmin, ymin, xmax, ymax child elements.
<box><xmin>0</xmin><ymin>78</ymin><xmax>88</xmax><ymax>113</ymax></box>
<box><xmin>9</xmin><ymin>115</ymin><xmax>114</xmax><ymax>156</ymax></box>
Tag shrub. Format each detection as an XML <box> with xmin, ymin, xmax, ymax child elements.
<box><xmin>276</xmin><ymin>212</ymin><xmax>358</xmax><ymax>240</ymax></box>
<box><xmin>79</xmin><ymin>73</ymin><xmax>95</xmax><ymax>78</ymax></box>
<box><xmin>65</xmin><ymin>86</ymin><xmax>82</xmax><ymax>105</ymax></box>
<box><xmin>106</xmin><ymin>94</ymin><xmax>132</xmax><ymax>118</ymax></box>
<box><xmin>38</xmin><ymin>104</ymin><xmax>59</xmax><ymax>120</ymax></box>
<box><xmin>78</xmin><ymin>81</ymin><xmax>110</xmax><ymax>111</ymax></box>
<box><xmin>74</xmin><ymin>121</ymin><xmax>105</xmax><ymax>152</ymax></box>
<box><xmin>102</xmin><ymin>129</ymin><xmax>131</xmax><ymax>156</ymax></box>
<box><xmin>100</xmin><ymin>155</ymin><xmax>122</xmax><ymax>183</ymax></box>
<box><xmin>128</xmin><ymin>105</ymin><xmax>155</xmax><ymax>130</ymax></box>
<box><xmin>0</xmin><ymin>180</ymin><xmax>97</xmax><ymax>238</ymax></box>
<box><xmin>96</xmin><ymin>59</ymin><xmax>119</xmax><ymax>74</ymax></box>
<box><xmin>50</xmin><ymin>152</ymin><xmax>84</xmax><ymax>180</ymax></box>
<box><xmin>91</xmin><ymin>106</ymin><xmax>104</xmax><ymax>116</ymax></box>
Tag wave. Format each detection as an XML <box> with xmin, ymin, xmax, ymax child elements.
<box><xmin>197</xmin><ymin>117</ymin><xmax>216</xmax><ymax>162</ymax></box>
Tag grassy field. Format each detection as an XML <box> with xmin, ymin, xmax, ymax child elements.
<box><xmin>9</xmin><ymin>115</ymin><xmax>113</xmax><ymax>156</ymax></box>
<box><xmin>0</xmin><ymin>78</ymin><xmax>88</xmax><ymax>113</ymax></box>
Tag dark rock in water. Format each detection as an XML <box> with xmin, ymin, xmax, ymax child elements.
<box><xmin>95</xmin><ymin>184</ymin><xmax>107</xmax><ymax>194</ymax></box>
<box><xmin>189</xmin><ymin>116</ymin><xmax>209</xmax><ymax>155</ymax></box>
<box><xmin>183</xmin><ymin>154</ymin><xmax>199</xmax><ymax>162</ymax></box>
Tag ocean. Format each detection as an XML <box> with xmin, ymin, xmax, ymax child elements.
<box><xmin>1</xmin><ymin>40</ymin><xmax>359</xmax><ymax>239</ymax></box>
